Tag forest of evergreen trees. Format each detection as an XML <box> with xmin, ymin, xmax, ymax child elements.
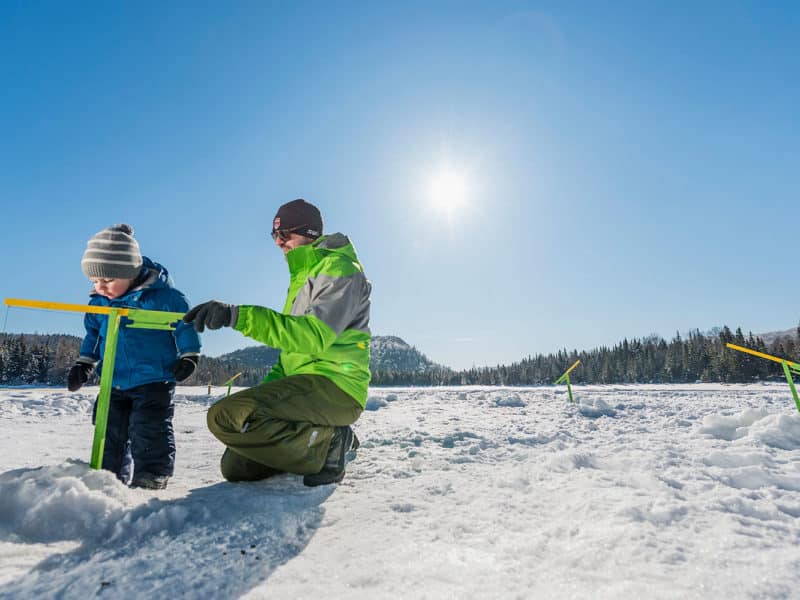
<box><xmin>0</xmin><ymin>333</ymin><xmax>263</xmax><ymax>388</ymax></box>
<box><xmin>369</xmin><ymin>326</ymin><xmax>800</xmax><ymax>386</ymax></box>
<box><xmin>2</xmin><ymin>326</ymin><xmax>798</xmax><ymax>388</ymax></box>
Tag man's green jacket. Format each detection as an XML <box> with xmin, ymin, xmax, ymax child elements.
<box><xmin>233</xmin><ymin>233</ymin><xmax>372</xmax><ymax>406</ymax></box>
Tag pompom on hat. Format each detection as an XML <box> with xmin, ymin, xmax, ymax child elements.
<box><xmin>81</xmin><ymin>224</ymin><xmax>143</xmax><ymax>280</ymax></box>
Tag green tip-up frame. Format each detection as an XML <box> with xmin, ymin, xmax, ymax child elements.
<box><xmin>726</xmin><ymin>343</ymin><xmax>800</xmax><ymax>413</ymax></box>
<box><xmin>4</xmin><ymin>298</ymin><xmax>185</xmax><ymax>469</ymax></box>
<box><xmin>554</xmin><ymin>359</ymin><xmax>581</xmax><ymax>403</ymax></box>
<box><xmin>223</xmin><ymin>372</ymin><xmax>242</xmax><ymax>396</ymax></box>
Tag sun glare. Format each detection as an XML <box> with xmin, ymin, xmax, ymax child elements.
<box><xmin>429</xmin><ymin>169</ymin><xmax>469</xmax><ymax>215</ymax></box>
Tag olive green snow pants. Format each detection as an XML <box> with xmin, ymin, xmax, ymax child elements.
<box><xmin>207</xmin><ymin>374</ymin><xmax>363</xmax><ymax>480</ymax></box>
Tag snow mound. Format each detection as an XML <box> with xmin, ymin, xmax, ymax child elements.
<box><xmin>493</xmin><ymin>394</ymin><xmax>525</xmax><ymax>408</ymax></box>
<box><xmin>714</xmin><ymin>466</ymin><xmax>800</xmax><ymax>492</ymax></box>
<box><xmin>549</xmin><ymin>451</ymin><xmax>599</xmax><ymax>472</ymax></box>
<box><xmin>702</xmin><ymin>450</ymin><xmax>768</xmax><ymax>468</ymax></box>
<box><xmin>0</xmin><ymin>461</ymin><xmax>196</xmax><ymax>547</ymax></box>
<box><xmin>0</xmin><ymin>459</ymin><xmax>332</xmax><ymax>598</ymax></box>
<box><xmin>623</xmin><ymin>502</ymin><xmax>689</xmax><ymax>526</ymax></box>
<box><xmin>365</xmin><ymin>396</ymin><xmax>388</xmax><ymax>411</ymax></box>
<box><xmin>747</xmin><ymin>413</ymin><xmax>800</xmax><ymax>450</ymax></box>
<box><xmin>0</xmin><ymin>391</ymin><xmax>93</xmax><ymax>418</ymax></box>
<box><xmin>0</xmin><ymin>461</ymin><xmax>131</xmax><ymax>543</ymax></box>
<box><xmin>577</xmin><ymin>398</ymin><xmax>616</xmax><ymax>418</ymax></box>
<box><xmin>700</xmin><ymin>407</ymin><xmax>770</xmax><ymax>441</ymax></box>
<box><xmin>700</xmin><ymin>408</ymin><xmax>800</xmax><ymax>450</ymax></box>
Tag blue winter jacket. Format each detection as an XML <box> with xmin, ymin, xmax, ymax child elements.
<box><xmin>78</xmin><ymin>257</ymin><xmax>201</xmax><ymax>391</ymax></box>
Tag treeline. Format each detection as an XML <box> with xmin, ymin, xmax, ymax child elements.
<box><xmin>3</xmin><ymin>326</ymin><xmax>799</xmax><ymax>388</ymax></box>
<box><xmin>370</xmin><ymin>326</ymin><xmax>800</xmax><ymax>386</ymax></box>
<box><xmin>0</xmin><ymin>334</ymin><xmax>77</xmax><ymax>385</ymax></box>
<box><xmin>0</xmin><ymin>333</ymin><xmax>264</xmax><ymax>387</ymax></box>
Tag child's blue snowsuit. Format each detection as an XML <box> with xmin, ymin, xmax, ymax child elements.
<box><xmin>79</xmin><ymin>257</ymin><xmax>201</xmax><ymax>482</ymax></box>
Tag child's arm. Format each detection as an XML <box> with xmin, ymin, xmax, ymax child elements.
<box><xmin>68</xmin><ymin>312</ymin><xmax>102</xmax><ymax>391</ymax></box>
<box><xmin>77</xmin><ymin>312</ymin><xmax>102</xmax><ymax>367</ymax></box>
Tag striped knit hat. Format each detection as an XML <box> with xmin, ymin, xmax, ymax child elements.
<box><xmin>81</xmin><ymin>224</ymin><xmax>143</xmax><ymax>280</ymax></box>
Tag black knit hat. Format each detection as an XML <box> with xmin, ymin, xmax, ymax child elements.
<box><xmin>272</xmin><ymin>199</ymin><xmax>323</xmax><ymax>240</ymax></box>
<box><xmin>81</xmin><ymin>224</ymin><xmax>143</xmax><ymax>280</ymax></box>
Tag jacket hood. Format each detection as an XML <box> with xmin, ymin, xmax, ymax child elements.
<box><xmin>135</xmin><ymin>256</ymin><xmax>174</xmax><ymax>291</ymax></box>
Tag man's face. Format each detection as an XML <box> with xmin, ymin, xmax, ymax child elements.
<box><xmin>274</xmin><ymin>231</ymin><xmax>314</xmax><ymax>254</ymax></box>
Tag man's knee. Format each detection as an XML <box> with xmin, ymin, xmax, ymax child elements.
<box><xmin>206</xmin><ymin>394</ymin><xmax>246</xmax><ymax>436</ymax></box>
<box><xmin>206</xmin><ymin>390</ymin><xmax>259</xmax><ymax>437</ymax></box>
<box><xmin>206</xmin><ymin>400</ymin><xmax>225</xmax><ymax>437</ymax></box>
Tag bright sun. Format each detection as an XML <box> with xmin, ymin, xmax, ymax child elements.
<box><xmin>429</xmin><ymin>169</ymin><xmax>469</xmax><ymax>215</ymax></box>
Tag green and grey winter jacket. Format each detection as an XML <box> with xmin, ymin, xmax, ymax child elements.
<box><xmin>234</xmin><ymin>233</ymin><xmax>372</xmax><ymax>406</ymax></box>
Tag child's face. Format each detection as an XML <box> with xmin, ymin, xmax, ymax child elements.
<box><xmin>90</xmin><ymin>277</ymin><xmax>134</xmax><ymax>300</ymax></box>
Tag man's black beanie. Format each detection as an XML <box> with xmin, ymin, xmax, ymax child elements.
<box><xmin>272</xmin><ymin>199</ymin><xmax>323</xmax><ymax>240</ymax></box>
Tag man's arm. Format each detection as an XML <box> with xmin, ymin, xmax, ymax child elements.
<box><xmin>185</xmin><ymin>273</ymin><xmax>365</xmax><ymax>353</ymax></box>
<box><xmin>235</xmin><ymin>306</ymin><xmax>338</xmax><ymax>354</ymax></box>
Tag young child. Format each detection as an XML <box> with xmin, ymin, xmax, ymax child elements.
<box><xmin>67</xmin><ymin>224</ymin><xmax>201</xmax><ymax>489</ymax></box>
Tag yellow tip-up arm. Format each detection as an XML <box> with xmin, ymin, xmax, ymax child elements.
<box><xmin>726</xmin><ymin>343</ymin><xmax>800</xmax><ymax>371</ymax></box>
<box><xmin>5</xmin><ymin>297</ymin><xmax>132</xmax><ymax>317</ymax></box>
<box><xmin>4</xmin><ymin>298</ymin><xmax>185</xmax><ymax>328</ymax></box>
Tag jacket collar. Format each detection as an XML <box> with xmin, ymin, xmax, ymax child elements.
<box><xmin>285</xmin><ymin>233</ymin><xmax>352</xmax><ymax>275</ymax></box>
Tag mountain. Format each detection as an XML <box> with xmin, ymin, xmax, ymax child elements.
<box><xmin>757</xmin><ymin>327</ymin><xmax>799</xmax><ymax>347</ymax></box>
<box><xmin>684</xmin><ymin>326</ymin><xmax>797</xmax><ymax>348</ymax></box>
<box><xmin>369</xmin><ymin>335</ymin><xmax>441</xmax><ymax>372</ymax></box>
<box><xmin>215</xmin><ymin>345</ymin><xmax>280</xmax><ymax>370</ymax></box>
<box><xmin>213</xmin><ymin>335</ymin><xmax>443</xmax><ymax>373</ymax></box>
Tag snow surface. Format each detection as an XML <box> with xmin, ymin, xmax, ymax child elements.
<box><xmin>2</xmin><ymin>383</ymin><xmax>800</xmax><ymax>598</ymax></box>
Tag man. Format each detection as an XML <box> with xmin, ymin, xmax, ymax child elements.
<box><xmin>184</xmin><ymin>199</ymin><xmax>371</xmax><ymax>486</ymax></box>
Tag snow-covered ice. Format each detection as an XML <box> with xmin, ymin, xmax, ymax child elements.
<box><xmin>1</xmin><ymin>383</ymin><xmax>800</xmax><ymax>598</ymax></box>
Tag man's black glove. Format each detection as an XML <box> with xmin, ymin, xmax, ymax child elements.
<box><xmin>173</xmin><ymin>355</ymin><xmax>199</xmax><ymax>382</ymax></box>
<box><xmin>183</xmin><ymin>301</ymin><xmax>238</xmax><ymax>333</ymax></box>
<box><xmin>67</xmin><ymin>361</ymin><xmax>94</xmax><ymax>392</ymax></box>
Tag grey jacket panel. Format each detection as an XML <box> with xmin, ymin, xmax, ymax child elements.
<box><xmin>315</xmin><ymin>232</ymin><xmax>350</xmax><ymax>250</ymax></box>
<box><xmin>291</xmin><ymin>272</ymin><xmax>372</xmax><ymax>335</ymax></box>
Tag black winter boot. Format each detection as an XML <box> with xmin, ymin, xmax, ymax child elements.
<box><xmin>130</xmin><ymin>472</ymin><xmax>170</xmax><ymax>490</ymax></box>
<box><xmin>303</xmin><ymin>426</ymin><xmax>360</xmax><ymax>487</ymax></box>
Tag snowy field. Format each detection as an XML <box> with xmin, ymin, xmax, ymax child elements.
<box><xmin>1</xmin><ymin>383</ymin><xmax>800</xmax><ymax>599</ymax></box>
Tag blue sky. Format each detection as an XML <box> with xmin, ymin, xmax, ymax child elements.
<box><xmin>1</xmin><ymin>1</ymin><xmax>798</xmax><ymax>370</ymax></box>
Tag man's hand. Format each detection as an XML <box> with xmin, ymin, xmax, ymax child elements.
<box><xmin>183</xmin><ymin>301</ymin><xmax>238</xmax><ymax>333</ymax></box>
<box><xmin>67</xmin><ymin>361</ymin><xmax>94</xmax><ymax>392</ymax></box>
<box><xmin>173</xmin><ymin>355</ymin><xmax>199</xmax><ymax>382</ymax></box>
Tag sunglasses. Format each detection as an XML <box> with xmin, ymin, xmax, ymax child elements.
<box><xmin>271</xmin><ymin>225</ymin><xmax>307</xmax><ymax>241</ymax></box>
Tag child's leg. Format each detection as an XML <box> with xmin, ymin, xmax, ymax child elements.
<box><xmin>92</xmin><ymin>390</ymin><xmax>132</xmax><ymax>483</ymax></box>
<box><xmin>119</xmin><ymin>440</ymin><xmax>132</xmax><ymax>484</ymax></box>
<box><xmin>127</xmin><ymin>382</ymin><xmax>176</xmax><ymax>478</ymax></box>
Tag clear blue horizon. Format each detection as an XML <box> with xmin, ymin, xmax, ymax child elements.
<box><xmin>1</xmin><ymin>1</ymin><xmax>798</xmax><ymax>370</ymax></box>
